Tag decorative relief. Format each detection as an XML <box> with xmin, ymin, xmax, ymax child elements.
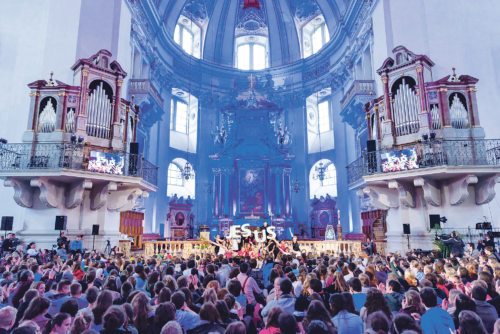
<box><xmin>449</xmin><ymin>175</ymin><xmax>478</xmax><ymax>206</ymax></box>
<box><xmin>388</xmin><ymin>181</ymin><xmax>415</xmax><ymax>208</ymax></box>
<box><xmin>90</xmin><ymin>182</ymin><xmax>117</xmax><ymax>210</ymax></box>
<box><xmin>30</xmin><ymin>178</ymin><xmax>60</xmax><ymax>208</ymax></box>
<box><xmin>65</xmin><ymin>180</ymin><xmax>92</xmax><ymax>209</ymax></box>
<box><xmin>475</xmin><ymin>174</ymin><xmax>500</xmax><ymax>205</ymax></box>
<box><xmin>4</xmin><ymin>178</ymin><xmax>33</xmax><ymax>208</ymax></box>
<box><xmin>414</xmin><ymin>177</ymin><xmax>441</xmax><ymax>206</ymax></box>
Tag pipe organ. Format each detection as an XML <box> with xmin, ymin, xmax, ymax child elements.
<box><xmin>391</xmin><ymin>78</ymin><xmax>420</xmax><ymax>136</ymax></box>
<box><xmin>25</xmin><ymin>49</ymin><xmax>139</xmax><ymax>153</ymax></box>
<box><xmin>86</xmin><ymin>82</ymin><xmax>113</xmax><ymax>139</ymax></box>
<box><xmin>366</xmin><ymin>46</ymin><xmax>483</xmax><ymax>148</ymax></box>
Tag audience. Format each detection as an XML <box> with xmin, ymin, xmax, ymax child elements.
<box><xmin>0</xmin><ymin>237</ymin><xmax>497</xmax><ymax>334</ymax></box>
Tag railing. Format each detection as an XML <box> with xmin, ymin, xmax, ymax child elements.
<box><xmin>128</xmin><ymin>79</ymin><xmax>163</xmax><ymax>107</ymax></box>
<box><xmin>347</xmin><ymin>139</ymin><xmax>500</xmax><ymax>185</ymax></box>
<box><xmin>340</xmin><ymin>80</ymin><xmax>375</xmax><ymax>109</ymax></box>
<box><xmin>0</xmin><ymin>143</ymin><xmax>158</xmax><ymax>186</ymax></box>
<box><xmin>144</xmin><ymin>240</ymin><xmax>365</xmax><ymax>257</ymax></box>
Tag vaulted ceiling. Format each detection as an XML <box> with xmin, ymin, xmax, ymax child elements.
<box><xmin>152</xmin><ymin>0</ymin><xmax>353</xmax><ymax>67</ymax></box>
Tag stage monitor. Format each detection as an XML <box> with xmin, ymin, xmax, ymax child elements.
<box><xmin>381</xmin><ymin>148</ymin><xmax>419</xmax><ymax>173</ymax></box>
<box><xmin>88</xmin><ymin>151</ymin><xmax>125</xmax><ymax>175</ymax></box>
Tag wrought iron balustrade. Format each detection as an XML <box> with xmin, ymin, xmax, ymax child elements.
<box><xmin>347</xmin><ymin>139</ymin><xmax>500</xmax><ymax>185</ymax></box>
<box><xmin>0</xmin><ymin>143</ymin><xmax>158</xmax><ymax>185</ymax></box>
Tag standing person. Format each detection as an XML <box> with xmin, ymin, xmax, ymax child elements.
<box><xmin>0</xmin><ymin>306</ymin><xmax>17</xmax><ymax>334</ymax></box>
<box><xmin>471</xmin><ymin>285</ymin><xmax>497</xmax><ymax>333</ymax></box>
<box><xmin>441</xmin><ymin>231</ymin><xmax>465</xmax><ymax>257</ymax></box>
<box><xmin>57</xmin><ymin>231</ymin><xmax>69</xmax><ymax>251</ymax></box>
<box><xmin>70</xmin><ymin>235</ymin><xmax>84</xmax><ymax>254</ymax></box>
<box><xmin>330</xmin><ymin>293</ymin><xmax>363</xmax><ymax>334</ymax></box>
<box><xmin>420</xmin><ymin>287</ymin><xmax>455</xmax><ymax>334</ymax></box>
<box><xmin>362</xmin><ymin>237</ymin><xmax>374</xmax><ymax>256</ymax></box>
<box><xmin>237</xmin><ymin>262</ymin><xmax>262</xmax><ymax>305</ymax></box>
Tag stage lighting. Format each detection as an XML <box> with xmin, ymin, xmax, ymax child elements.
<box><xmin>70</xmin><ymin>134</ymin><xmax>77</xmax><ymax>143</ymax></box>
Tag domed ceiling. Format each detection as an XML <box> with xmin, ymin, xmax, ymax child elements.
<box><xmin>154</xmin><ymin>0</ymin><xmax>352</xmax><ymax>68</ymax></box>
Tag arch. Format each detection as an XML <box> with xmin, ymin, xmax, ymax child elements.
<box><xmin>309</xmin><ymin>159</ymin><xmax>337</xmax><ymax>199</ymax></box>
<box><xmin>391</xmin><ymin>76</ymin><xmax>416</xmax><ymax>96</ymax></box>
<box><xmin>167</xmin><ymin>157</ymin><xmax>195</xmax><ymax>198</ymax></box>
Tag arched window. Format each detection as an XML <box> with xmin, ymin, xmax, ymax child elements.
<box><xmin>170</xmin><ymin>89</ymin><xmax>198</xmax><ymax>153</ymax></box>
<box><xmin>302</xmin><ymin>15</ymin><xmax>330</xmax><ymax>58</ymax></box>
<box><xmin>235</xmin><ymin>35</ymin><xmax>268</xmax><ymax>70</ymax></box>
<box><xmin>309</xmin><ymin>159</ymin><xmax>337</xmax><ymax>199</ymax></box>
<box><xmin>174</xmin><ymin>15</ymin><xmax>202</xmax><ymax>58</ymax></box>
<box><xmin>167</xmin><ymin>158</ymin><xmax>195</xmax><ymax>198</ymax></box>
<box><xmin>170</xmin><ymin>98</ymin><xmax>188</xmax><ymax>134</ymax></box>
<box><xmin>306</xmin><ymin>90</ymin><xmax>334</xmax><ymax>153</ymax></box>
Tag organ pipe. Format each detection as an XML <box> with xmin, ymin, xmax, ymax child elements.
<box><xmin>86</xmin><ymin>82</ymin><xmax>113</xmax><ymax>139</ymax></box>
<box><xmin>392</xmin><ymin>78</ymin><xmax>420</xmax><ymax>136</ymax></box>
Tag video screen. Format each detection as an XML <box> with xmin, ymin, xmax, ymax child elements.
<box><xmin>88</xmin><ymin>151</ymin><xmax>125</xmax><ymax>175</ymax></box>
<box><xmin>381</xmin><ymin>148</ymin><xmax>419</xmax><ymax>172</ymax></box>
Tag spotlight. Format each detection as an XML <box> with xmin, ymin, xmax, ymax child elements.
<box><xmin>439</xmin><ymin>216</ymin><xmax>448</xmax><ymax>224</ymax></box>
<box><xmin>422</xmin><ymin>134</ymin><xmax>429</xmax><ymax>141</ymax></box>
<box><xmin>0</xmin><ymin>138</ymin><xmax>7</xmax><ymax>144</ymax></box>
<box><xmin>77</xmin><ymin>136</ymin><xmax>84</xmax><ymax>143</ymax></box>
<box><xmin>70</xmin><ymin>134</ymin><xmax>77</xmax><ymax>143</ymax></box>
<box><xmin>429</xmin><ymin>132</ymin><xmax>436</xmax><ymax>140</ymax></box>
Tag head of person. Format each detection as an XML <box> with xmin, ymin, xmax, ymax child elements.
<box><xmin>453</xmin><ymin>294</ymin><xmax>476</xmax><ymax>319</ymax></box>
<box><xmin>280</xmin><ymin>278</ymin><xmax>293</xmax><ymax>295</ymax></box>
<box><xmin>458</xmin><ymin>310</ymin><xmax>488</xmax><ymax>334</ymax></box>
<box><xmin>279</xmin><ymin>312</ymin><xmax>298</xmax><ymax>334</ymax></box>
<box><xmin>419</xmin><ymin>287</ymin><xmax>437</xmax><ymax>308</ymax></box>
<box><xmin>47</xmin><ymin>313</ymin><xmax>72</xmax><ymax>334</ymax></box>
<box><xmin>60</xmin><ymin>299</ymin><xmax>79</xmax><ymax>318</ymax></box>
<box><xmin>0</xmin><ymin>306</ymin><xmax>17</xmax><ymax>330</ymax></box>
<box><xmin>471</xmin><ymin>285</ymin><xmax>487</xmax><ymax>301</ymax></box>
<box><xmin>225</xmin><ymin>321</ymin><xmax>246</xmax><ymax>334</ymax></box>
<box><xmin>171</xmin><ymin>291</ymin><xmax>185</xmax><ymax>310</ymax></box>
<box><xmin>266</xmin><ymin>307</ymin><xmax>283</xmax><ymax>328</ymax></box>
<box><xmin>366</xmin><ymin>311</ymin><xmax>390</xmax><ymax>334</ymax></box>
<box><xmin>101</xmin><ymin>306</ymin><xmax>125</xmax><ymax>332</ymax></box>
<box><xmin>160</xmin><ymin>321</ymin><xmax>183</xmax><ymax>334</ymax></box>
<box><xmin>391</xmin><ymin>313</ymin><xmax>421</xmax><ymax>334</ymax></box>
<box><xmin>154</xmin><ymin>302</ymin><xmax>176</xmax><ymax>327</ymax></box>
<box><xmin>22</xmin><ymin>297</ymin><xmax>50</xmax><ymax>321</ymax></box>
<box><xmin>199</xmin><ymin>302</ymin><xmax>221</xmax><ymax>323</ymax></box>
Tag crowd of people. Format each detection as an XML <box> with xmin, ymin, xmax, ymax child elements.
<box><xmin>0</xmin><ymin>231</ymin><xmax>498</xmax><ymax>334</ymax></box>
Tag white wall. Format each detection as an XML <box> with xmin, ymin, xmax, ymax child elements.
<box><xmin>371</xmin><ymin>0</ymin><xmax>500</xmax><ymax>139</ymax></box>
<box><xmin>0</xmin><ymin>0</ymin><xmax>133</xmax><ymax>235</ymax></box>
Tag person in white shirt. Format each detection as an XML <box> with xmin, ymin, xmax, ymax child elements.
<box><xmin>26</xmin><ymin>242</ymin><xmax>39</xmax><ymax>257</ymax></box>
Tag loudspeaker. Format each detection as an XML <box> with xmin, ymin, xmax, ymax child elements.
<box><xmin>55</xmin><ymin>216</ymin><xmax>67</xmax><ymax>231</ymax></box>
<box><xmin>403</xmin><ymin>224</ymin><xmax>411</xmax><ymax>235</ymax></box>
<box><xmin>367</xmin><ymin>140</ymin><xmax>377</xmax><ymax>172</ymax></box>
<box><xmin>129</xmin><ymin>142</ymin><xmax>139</xmax><ymax>155</ymax></box>
<box><xmin>92</xmin><ymin>224</ymin><xmax>99</xmax><ymax>236</ymax></box>
<box><xmin>1</xmin><ymin>216</ymin><xmax>13</xmax><ymax>231</ymax></box>
<box><xmin>367</xmin><ymin>140</ymin><xmax>377</xmax><ymax>152</ymax></box>
<box><xmin>129</xmin><ymin>142</ymin><xmax>139</xmax><ymax>175</ymax></box>
<box><xmin>429</xmin><ymin>214</ymin><xmax>441</xmax><ymax>229</ymax></box>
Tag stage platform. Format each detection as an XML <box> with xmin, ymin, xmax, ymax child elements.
<box><xmin>143</xmin><ymin>239</ymin><xmax>373</xmax><ymax>258</ymax></box>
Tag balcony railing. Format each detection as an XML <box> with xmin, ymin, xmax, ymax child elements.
<box><xmin>0</xmin><ymin>143</ymin><xmax>158</xmax><ymax>186</ymax></box>
<box><xmin>128</xmin><ymin>79</ymin><xmax>163</xmax><ymax>107</ymax></box>
<box><xmin>347</xmin><ymin>139</ymin><xmax>500</xmax><ymax>185</ymax></box>
<box><xmin>340</xmin><ymin>80</ymin><xmax>375</xmax><ymax>110</ymax></box>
